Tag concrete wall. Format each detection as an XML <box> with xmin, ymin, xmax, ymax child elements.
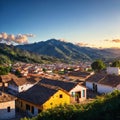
<box><xmin>0</xmin><ymin>100</ymin><xmax>15</xmax><ymax>119</ymax></box>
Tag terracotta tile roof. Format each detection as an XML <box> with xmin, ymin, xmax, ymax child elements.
<box><xmin>86</xmin><ymin>71</ymin><xmax>106</xmax><ymax>83</ymax></box>
<box><xmin>9</xmin><ymin>77</ymin><xmax>35</xmax><ymax>86</ymax></box>
<box><xmin>0</xmin><ymin>73</ymin><xmax>17</xmax><ymax>83</ymax></box>
<box><xmin>17</xmin><ymin>83</ymin><xmax>60</xmax><ymax>105</ymax></box>
<box><xmin>27</xmin><ymin>76</ymin><xmax>42</xmax><ymax>82</ymax></box>
<box><xmin>0</xmin><ymin>91</ymin><xmax>16</xmax><ymax>102</ymax></box>
<box><xmin>86</xmin><ymin>72</ymin><xmax>120</xmax><ymax>87</ymax></box>
<box><xmin>68</xmin><ymin>71</ymin><xmax>91</xmax><ymax>77</ymax></box>
<box><xmin>99</xmin><ymin>75</ymin><xmax>120</xmax><ymax>87</ymax></box>
<box><xmin>39</xmin><ymin>78</ymin><xmax>78</xmax><ymax>92</ymax></box>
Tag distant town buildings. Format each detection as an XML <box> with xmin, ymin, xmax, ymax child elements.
<box><xmin>0</xmin><ymin>62</ymin><xmax>120</xmax><ymax>119</ymax></box>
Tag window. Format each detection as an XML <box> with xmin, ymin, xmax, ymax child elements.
<box><xmin>93</xmin><ymin>83</ymin><xmax>97</xmax><ymax>92</ymax></box>
<box><xmin>21</xmin><ymin>87</ymin><xmax>23</xmax><ymax>90</ymax></box>
<box><xmin>26</xmin><ymin>104</ymin><xmax>30</xmax><ymax>111</ymax></box>
<box><xmin>82</xmin><ymin>90</ymin><xmax>85</xmax><ymax>97</ymax></box>
<box><xmin>93</xmin><ymin>83</ymin><xmax>95</xmax><ymax>90</ymax></box>
<box><xmin>59</xmin><ymin>94</ymin><xmax>63</xmax><ymax>98</ymax></box>
<box><xmin>71</xmin><ymin>92</ymin><xmax>75</xmax><ymax>97</ymax></box>
<box><xmin>31</xmin><ymin>106</ymin><xmax>34</xmax><ymax>114</ymax></box>
<box><xmin>77</xmin><ymin>92</ymin><xmax>81</xmax><ymax>98</ymax></box>
<box><xmin>7</xmin><ymin>107</ymin><xmax>10</xmax><ymax>112</ymax></box>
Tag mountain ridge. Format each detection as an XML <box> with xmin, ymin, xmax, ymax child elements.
<box><xmin>17</xmin><ymin>39</ymin><xmax>120</xmax><ymax>61</ymax></box>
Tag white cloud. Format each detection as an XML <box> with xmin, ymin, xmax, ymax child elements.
<box><xmin>0</xmin><ymin>32</ymin><xmax>35</xmax><ymax>44</ymax></box>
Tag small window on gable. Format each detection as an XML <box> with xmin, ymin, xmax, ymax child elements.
<box><xmin>7</xmin><ymin>107</ymin><xmax>10</xmax><ymax>112</ymax></box>
<box><xmin>32</xmin><ymin>106</ymin><xmax>34</xmax><ymax>114</ymax></box>
<box><xmin>82</xmin><ymin>90</ymin><xmax>85</xmax><ymax>97</ymax></box>
<box><xmin>21</xmin><ymin>87</ymin><xmax>23</xmax><ymax>90</ymax></box>
<box><xmin>59</xmin><ymin>94</ymin><xmax>63</xmax><ymax>98</ymax></box>
<box><xmin>71</xmin><ymin>92</ymin><xmax>75</xmax><ymax>97</ymax></box>
<box><xmin>26</xmin><ymin>104</ymin><xmax>30</xmax><ymax>111</ymax></box>
<box><xmin>21</xmin><ymin>101</ymin><xmax>23</xmax><ymax>107</ymax></box>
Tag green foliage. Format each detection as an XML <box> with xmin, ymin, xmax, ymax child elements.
<box><xmin>0</xmin><ymin>55</ymin><xmax>11</xmax><ymax>65</ymax></box>
<box><xmin>0</xmin><ymin>66</ymin><xmax>11</xmax><ymax>75</ymax></box>
<box><xmin>111</xmin><ymin>60</ymin><xmax>120</xmax><ymax>68</ymax></box>
<box><xmin>14</xmin><ymin>69</ymin><xmax>22</xmax><ymax>77</ymax></box>
<box><xmin>91</xmin><ymin>59</ymin><xmax>106</xmax><ymax>72</ymax></box>
<box><xmin>21</xmin><ymin>90</ymin><xmax>120</xmax><ymax>120</ymax></box>
<box><xmin>42</xmin><ymin>68</ymin><xmax>46</xmax><ymax>72</ymax></box>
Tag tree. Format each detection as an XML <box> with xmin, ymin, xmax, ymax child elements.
<box><xmin>14</xmin><ymin>69</ymin><xmax>22</xmax><ymax>77</ymax></box>
<box><xmin>111</xmin><ymin>60</ymin><xmax>120</xmax><ymax>68</ymax></box>
<box><xmin>0</xmin><ymin>66</ymin><xmax>11</xmax><ymax>75</ymax></box>
<box><xmin>91</xmin><ymin>60</ymin><xmax>106</xmax><ymax>72</ymax></box>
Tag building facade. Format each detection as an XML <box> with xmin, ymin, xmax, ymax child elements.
<box><xmin>16</xmin><ymin>83</ymin><xmax>70</xmax><ymax>117</ymax></box>
<box><xmin>0</xmin><ymin>92</ymin><xmax>16</xmax><ymax>120</ymax></box>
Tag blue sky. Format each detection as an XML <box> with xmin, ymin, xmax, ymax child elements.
<box><xmin>1</xmin><ymin>0</ymin><xmax>120</xmax><ymax>48</ymax></box>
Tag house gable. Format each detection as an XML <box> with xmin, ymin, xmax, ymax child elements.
<box><xmin>17</xmin><ymin>83</ymin><xmax>64</xmax><ymax>106</ymax></box>
<box><xmin>8</xmin><ymin>78</ymin><xmax>35</xmax><ymax>93</ymax></box>
<box><xmin>43</xmin><ymin>89</ymin><xmax>70</xmax><ymax>110</ymax></box>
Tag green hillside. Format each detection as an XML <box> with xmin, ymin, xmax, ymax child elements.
<box><xmin>21</xmin><ymin>90</ymin><xmax>120</xmax><ymax>120</ymax></box>
<box><xmin>0</xmin><ymin>43</ymin><xmax>62</xmax><ymax>65</ymax></box>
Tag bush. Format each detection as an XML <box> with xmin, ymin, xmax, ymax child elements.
<box><xmin>0</xmin><ymin>66</ymin><xmax>11</xmax><ymax>75</ymax></box>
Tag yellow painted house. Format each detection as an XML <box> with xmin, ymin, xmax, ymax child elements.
<box><xmin>16</xmin><ymin>83</ymin><xmax>70</xmax><ymax>116</ymax></box>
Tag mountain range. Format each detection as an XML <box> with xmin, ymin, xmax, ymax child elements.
<box><xmin>17</xmin><ymin>39</ymin><xmax>120</xmax><ymax>62</ymax></box>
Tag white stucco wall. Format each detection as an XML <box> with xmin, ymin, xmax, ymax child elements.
<box><xmin>0</xmin><ymin>100</ymin><xmax>15</xmax><ymax>120</ymax></box>
<box><xmin>8</xmin><ymin>83</ymin><xmax>34</xmax><ymax>92</ymax></box>
<box><xmin>86</xmin><ymin>81</ymin><xmax>115</xmax><ymax>94</ymax></box>
<box><xmin>69</xmin><ymin>84</ymin><xmax>86</xmax><ymax>101</ymax></box>
<box><xmin>107</xmin><ymin>67</ymin><xmax>120</xmax><ymax>75</ymax></box>
<box><xmin>18</xmin><ymin>84</ymin><xmax>34</xmax><ymax>92</ymax></box>
<box><xmin>97</xmin><ymin>84</ymin><xmax>114</xmax><ymax>94</ymax></box>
